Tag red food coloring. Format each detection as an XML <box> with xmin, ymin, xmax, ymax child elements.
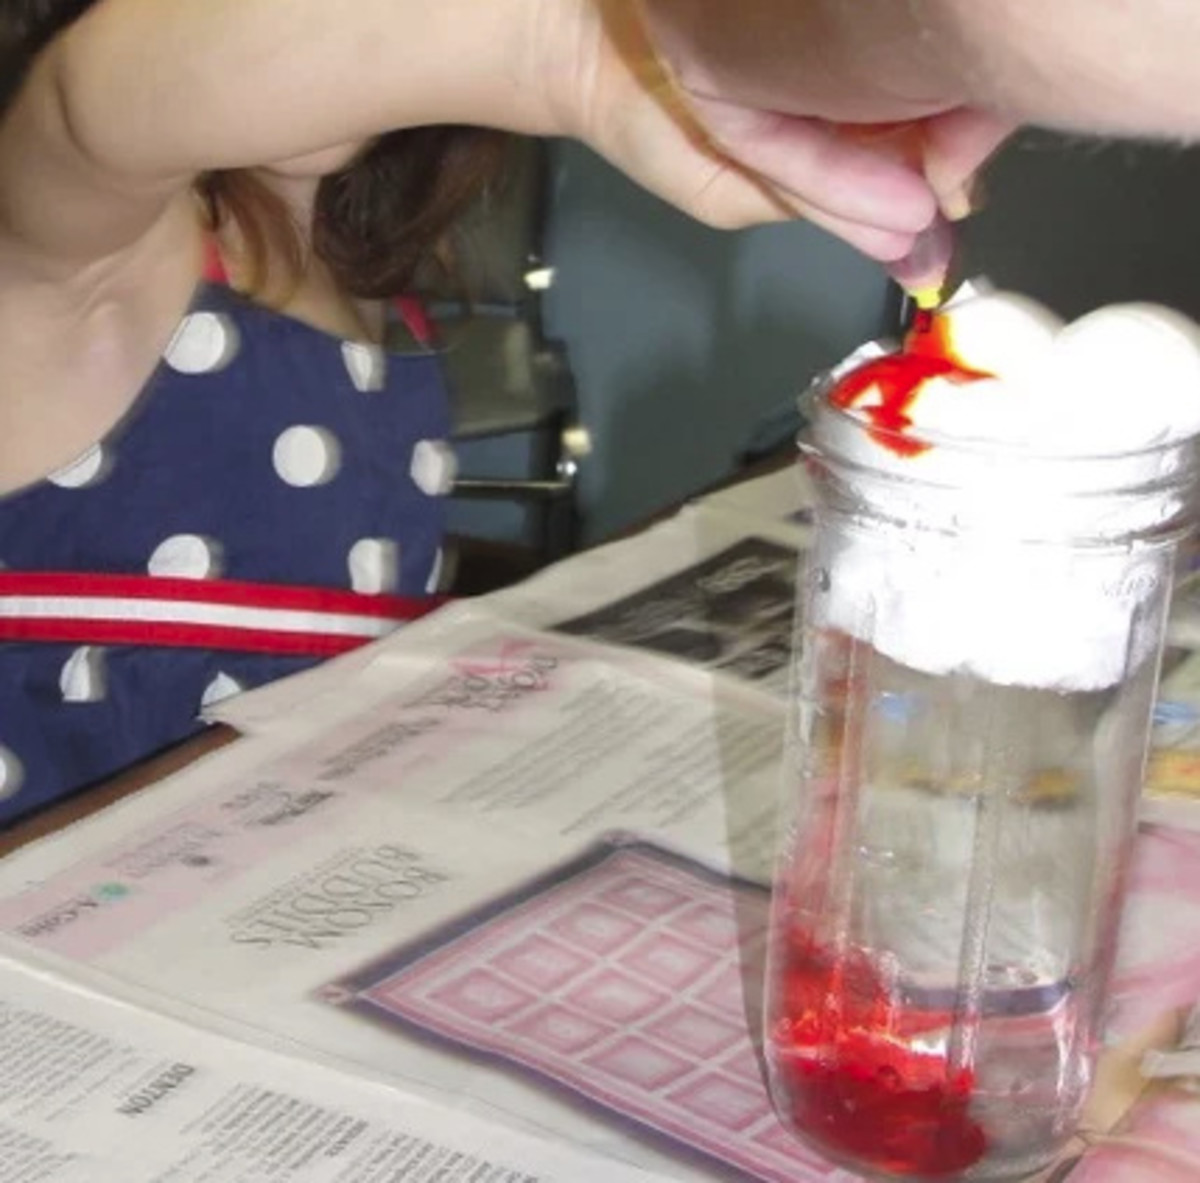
<box><xmin>829</xmin><ymin>310</ymin><xmax>992</xmax><ymax>457</ymax></box>
<box><xmin>771</xmin><ymin>931</ymin><xmax>986</xmax><ymax>1177</ymax></box>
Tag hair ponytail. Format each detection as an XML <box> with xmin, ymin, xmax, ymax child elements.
<box><xmin>201</xmin><ymin>126</ymin><xmax>513</xmax><ymax>302</ymax></box>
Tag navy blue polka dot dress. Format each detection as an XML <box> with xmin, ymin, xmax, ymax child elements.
<box><xmin>0</xmin><ymin>264</ymin><xmax>456</xmax><ymax>825</ymax></box>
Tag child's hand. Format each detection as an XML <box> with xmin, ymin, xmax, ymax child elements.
<box><xmin>543</xmin><ymin>0</ymin><xmax>1013</xmax><ymax>267</ymax></box>
<box><xmin>578</xmin><ymin>0</ymin><xmax>1200</xmax><ymax>258</ymax></box>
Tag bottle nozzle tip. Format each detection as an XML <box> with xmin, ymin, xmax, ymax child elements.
<box><xmin>886</xmin><ymin>216</ymin><xmax>954</xmax><ymax>310</ymax></box>
<box><xmin>909</xmin><ymin>285</ymin><xmax>943</xmax><ymax>311</ymax></box>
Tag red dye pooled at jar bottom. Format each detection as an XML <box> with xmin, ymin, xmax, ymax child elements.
<box><xmin>768</xmin><ymin>930</ymin><xmax>986</xmax><ymax>1178</ymax></box>
<box><xmin>829</xmin><ymin>310</ymin><xmax>992</xmax><ymax>458</ymax></box>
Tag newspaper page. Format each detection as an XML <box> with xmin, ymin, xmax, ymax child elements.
<box><xmin>472</xmin><ymin>505</ymin><xmax>804</xmax><ymax>697</ymax></box>
<box><xmin>0</xmin><ymin>945</ymin><xmax>673</xmax><ymax>1183</ymax></box>
<box><xmin>0</xmin><ymin>606</ymin><xmax>815</xmax><ymax>1183</ymax></box>
<box><xmin>693</xmin><ymin>464</ymin><xmax>814</xmax><ymax>529</ymax></box>
<box><xmin>205</xmin><ymin>505</ymin><xmax>805</xmax><ymax>737</ymax></box>
<box><xmin>0</xmin><ymin>599</ymin><xmax>1198</xmax><ymax>1181</ymax></box>
<box><xmin>0</xmin><ymin>474</ymin><xmax>1198</xmax><ymax>1180</ymax></box>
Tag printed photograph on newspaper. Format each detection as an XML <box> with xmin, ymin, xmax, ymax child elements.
<box><xmin>554</xmin><ymin>538</ymin><xmax>798</xmax><ymax>689</ymax></box>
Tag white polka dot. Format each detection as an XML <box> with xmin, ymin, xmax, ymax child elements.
<box><xmin>0</xmin><ymin>746</ymin><xmax>24</xmax><ymax>800</ymax></box>
<box><xmin>48</xmin><ymin>443</ymin><xmax>110</xmax><ymax>489</ymax></box>
<box><xmin>148</xmin><ymin>534</ymin><xmax>222</xmax><ymax>580</ymax></box>
<box><xmin>341</xmin><ymin>342</ymin><xmax>387</xmax><ymax>393</ymax></box>
<box><xmin>164</xmin><ymin>312</ymin><xmax>240</xmax><ymax>374</ymax></box>
<box><xmin>201</xmin><ymin>672</ymin><xmax>244</xmax><ymax>710</ymax></box>
<box><xmin>273</xmin><ymin>426</ymin><xmax>341</xmax><ymax>488</ymax></box>
<box><xmin>425</xmin><ymin>548</ymin><xmax>445</xmax><ymax>595</ymax></box>
<box><xmin>410</xmin><ymin>439</ymin><xmax>458</xmax><ymax>497</ymax></box>
<box><xmin>60</xmin><ymin>646</ymin><xmax>106</xmax><ymax>703</ymax></box>
<box><xmin>348</xmin><ymin>539</ymin><xmax>398</xmax><ymax>595</ymax></box>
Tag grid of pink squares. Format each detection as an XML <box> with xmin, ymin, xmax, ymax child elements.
<box><xmin>355</xmin><ymin>845</ymin><xmax>851</xmax><ymax>1182</ymax></box>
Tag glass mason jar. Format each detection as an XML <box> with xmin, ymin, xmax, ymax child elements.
<box><xmin>764</xmin><ymin>379</ymin><xmax>1200</xmax><ymax>1181</ymax></box>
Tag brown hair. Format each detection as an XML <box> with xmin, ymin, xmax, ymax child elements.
<box><xmin>199</xmin><ymin>127</ymin><xmax>515</xmax><ymax>302</ymax></box>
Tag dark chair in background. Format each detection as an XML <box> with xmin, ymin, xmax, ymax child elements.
<box><xmin>433</xmin><ymin>138</ymin><xmax>589</xmax><ymax>583</ymax></box>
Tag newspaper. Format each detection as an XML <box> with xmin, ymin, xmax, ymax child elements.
<box><xmin>206</xmin><ymin>502</ymin><xmax>805</xmax><ymax>735</ymax></box>
<box><xmin>0</xmin><ymin>473</ymin><xmax>1197</xmax><ymax>1180</ymax></box>
<box><xmin>0</xmin><ymin>943</ymin><xmax>672</xmax><ymax>1183</ymax></box>
<box><xmin>0</xmin><ymin>605</ymin><xmax>805</xmax><ymax>1182</ymax></box>
<box><xmin>686</xmin><ymin>465</ymin><xmax>814</xmax><ymax>529</ymax></box>
<box><xmin>1</xmin><ymin>597</ymin><xmax>1198</xmax><ymax>1180</ymax></box>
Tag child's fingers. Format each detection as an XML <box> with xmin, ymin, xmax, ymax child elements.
<box><xmin>921</xmin><ymin>109</ymin><xmax>1018</xmax><ymax>220</ymax></box>
<box><xmin>585</xmin><ymin>8</ymin><xmax>936</xmax><ymax>262</ymax></box>
<box><xmin>593</xmin><ymin>77</ymin><xmax>923</xmax><ymax>257</ymax></box>
<box><xmin>885</xmin><ymin>215</ymin><xmax>955</xmax><ymax>295</ymax></box>
<box><xmin>687</xmin><ymin>97</ymin><xmax>939</xmax><ymax>235</ymax></box>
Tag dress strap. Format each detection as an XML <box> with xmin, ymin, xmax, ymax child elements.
<box><xmin>204</xmin><ymin>236</ymin><xmax>436</xmax><ymax>349</ymax></box>
<box><xmin>0</xmin><ymin>572</ymin><xmax>446</xmax><ymax>657</ymax></box>
<box><xmin>391</xmin><ymin>295</ymin><xmax>437</xmax><ymax>349</ymax></box>
<box><xmin>202</xmin><ymin>237</ymin><xmax>232</xmax><ymax>285</ymax></box>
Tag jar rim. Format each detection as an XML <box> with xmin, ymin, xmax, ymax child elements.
<box><xmin>802</xmin><ymin>380</ymin><xmax>1200</xmax><ymax>469</ymax></box>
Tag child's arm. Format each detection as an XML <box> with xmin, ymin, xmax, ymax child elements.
<box><xmin>48</xmin><ymin>0</ymin><xmax>559</xmax><ymax>173</ymax></box>
<box><xmin>0</xmin><ymin>0</ymin><xmax>559</xmax><ymax>266</ymax></box>
<box><xmin>643</xmin><ymin>0</ymin><xmax>1200</xmax><ymax>137</ymax></box>
<box><xmin>9</xmin><ymin>0</ymin><xmax>1197</xmax><ymax>276</ymax></box>
<box><xmin>0</xmin><ymin>0</ymin><xmax>945</xmax><ymax>274</ymax></box>
<box><xmin>921</xmin><ymin>0</ymin><xmax>1200</xmax><ymax>139</ymax></box>
<box><xmin>638</xmin><ymin>0</ymin><xmax>1200</xmax><ymax>247</ymax></box>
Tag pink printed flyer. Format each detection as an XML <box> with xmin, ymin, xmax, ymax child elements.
<box><xmin>318</xmin><ymin>831</ymin><xmax>1200</xmax><ymax>1183</ymax></box>
<box><xmin>318</xmin><ymin>837</ymin><xmax>842</xmax><ymax>1183</ymax></box>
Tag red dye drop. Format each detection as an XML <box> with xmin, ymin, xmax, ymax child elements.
<box><xmin>829</xmin><ymin>310</ymin><xmax>992</xmax><ymax>457</ymax></box>
<box><xmin>771</xmin><ymin>932</ymin><xmax>986</xmax><ymax>1177</ymax></box>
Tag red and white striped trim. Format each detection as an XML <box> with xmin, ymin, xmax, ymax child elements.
<box><xmin>0</xmin><ymin>572</ymin><xmax>446</xmax><ymax>657</ymax></box>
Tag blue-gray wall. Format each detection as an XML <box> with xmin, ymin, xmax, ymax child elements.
<box><xmin>544</xmin><ymin>142</ymin><xmax>894</xmax><ymax>543</ymax></box>
<box><xmin>960</xmin><ymin>131</ymin><xmax>1200</xmax><ymax>319</ymax></box>
<box><xmin>452</xmin><ymin>132</ymin><xmax>1200</xmax><ymax>551</ymax></box>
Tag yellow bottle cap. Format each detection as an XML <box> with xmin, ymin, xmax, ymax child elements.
<box><xmin>909</xmin><ymin>285</ymin><xmax>943</xmax><ymax>311</ymax></box>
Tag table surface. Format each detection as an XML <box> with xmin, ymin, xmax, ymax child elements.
<box><xmin>0</xmin><ymin>725</ymin><xmax>236</xmax><ymax>860</ymax></box>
